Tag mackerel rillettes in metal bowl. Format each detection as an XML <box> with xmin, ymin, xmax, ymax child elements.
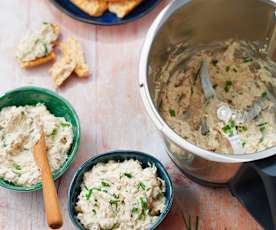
<box><xmin>0</xmin><ymin>86</ymin><xmax>80</xmax><ymax>192</ymax></box>
<box><xmin>68</xmin><ymin>150</ymin><xmax>173</xmax><ymax>230</ymax></box>
<box><xmin>139</xmin><ymin>0</ymin><xmax>276</xmax><ymax>229</ymax></box>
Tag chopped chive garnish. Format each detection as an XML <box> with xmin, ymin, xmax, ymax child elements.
<box><xmin>138</xmin><ymin>197</ymin><xmax>149</xmax><ymax>220</ymax></box>
<box><xmin>131</xmin><ymin>207</ymin><xmax>139</xmax><ymax>213</ymax></box>
<box><xmin>85</xmin><ymin>188</ymin><xmax>92</xmax><ymax>200</ymax></box>
<box><xmin>113</xmin><ymin>194</ymin><xmax>119</xmax><ymax>199</ymax></box>
<box><xmin>109</xmin><ymin>199</ymin><xmax>119</xmax><ymax>205</ymax></box>
<box><xmin>12</xmin><ymin>163</ymin><xmax>21</xmax><ymax>171</ymax></box>
<box><xmin>257</xmin><ymin>122</ymin><xmax>268</xmax><ymax>127</ymax></box>
<box><xmin>50</xmin><ymin>128</ymin><xmax>58</xmax><ymax>138</ymax></box>
<box><xmin>260</xmin><ymin>126</ymin><xmax>266</xmax><ymax>132</ymax></box>
<box><xmin>123</xmin><ymin>173</ymin><xmax>133</xmax><ymax>178</ymax></box>
<box><xmin>109</xmin><ymin>199</ymin><xmax>120</xmax><ymax>209</ymax></box>
<box><xmin>261</xmin><ymin>91</ymin><xmax>268</xmax><ymax>98</ymax></box>
<box><xmin>226</xmin><ymin>66</ymin><xmax>230</xmax><ymax>72</ymax></box>
<box><xmin>139</xmin><ymin>197</ymin><xmax>148</xmax><ymax>210</ymax></box>
<box><xmin>243</xmin><ymin>57</ymin><xmax>253</xmax><ymax>63</ymax></box>
<box><xmin>238</xmin><ymin>126</ymin><xmax>248</xmax><ymax>132</ymax></box>
<box><xmin>222</xmin><ymin>119</ymin><xmax>236</xmax><ymax>136</ymax></box>
<box><xmin>169</xmin><ymin>109</ymin><xmax>176</xmax><ymax>117</ymax></box>
<box><xmin>224</xmin><ymin>80</ymin><xmax>232</xmax><ymax>92</ymax></box>
<box><xmin>101</xmin><ymin>181</ymin><xmax>110</xmax><ymax>187</ymax></box>
<box><xmin>60</xmin><ymin>123</ymin><xmax>70</xmax><ymax>128</ymax></box>
<box><xmin>242</xmin><ymin>141</ymin><xmax>246</xmax><ymax>147</ymax></box>
<box><xmin>92</xmin><ymin>209</ymin><xmax>96</xmax><ymax>214</ymax></box>
<box><xmin>211</xmin><ymin>59</ymin><xmax>218</xmax><ymax>66</ymax></box>
<box><xmin>84</xmin><ymin>186</ymin><xmax>101</xmax><ymax>200</ymax></box>
<box><xmin>137</xmin><ymin>182</ymin><xmax>146</xmax><ymax>190</ymax></box>
<box><xmin>43</xmin><ymin>44</ymin><xmax>48</xmax><ymax>55</ymax></box>
<box><xmin>100</xmin><ymin>223</ymin><xmax>119</xmax><ymax>230</ymax></box>
<box><xmin>139</xmin><ymin>213</ymin><xmax>145</xmax><ymax>220</ymax></box>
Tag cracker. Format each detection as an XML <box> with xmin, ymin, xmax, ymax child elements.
<box><xmin>21</xmin><ymin>52</ymin><xmax>56</xmax><ymax>68</ymax></box>
<box><xmin>70</xmin><ymin>0</ymin><xmax>108</xmax><ymax>17</ymax></box>
<box><xmin>19</xmin><ymin>24</ymin><xmax>60</xmax><ymax>68</ymax></box>
<box><xmin>49</xmin><ymin>56</ymin><xmax>77</xmax><ymax>87</ymax></box>
<box><xmin>52</xmin><ymin>24</ymin><xmax>61</xmax><ymax>42</ymax></box>
<box><xmin>108</xmin><ymin>0</ymin><xmax>142</xmax><ymax>18</ymax></box>
<box><xmin>60</xmin><ymin>37</ymin><xmax>90</xmax><ymax>78</ymax></box>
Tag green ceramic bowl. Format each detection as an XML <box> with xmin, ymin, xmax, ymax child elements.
<box><xmin>0</xmin><ymin>87</ymin><xmax>80</xmax><ymax>192</ymax></box>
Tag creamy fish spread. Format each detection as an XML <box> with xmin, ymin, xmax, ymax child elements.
<box><xmin>16</xmin><ymin>22</ymin><xmax>58</xmax><ymax>62</ymax></box>
<box><xmin>0</xmin><ymin>104</ymin><xmax>73</xmax><ymax>186</ymax></box>
<box><xmin>157</xmin><ymin>40</ymin><xmax>276</xmax><ymax>154</ymax></box>
<box><xmin>75</xmin><ymin>159</ymin><xmax>166</xmax><ymax>230</ymax></box>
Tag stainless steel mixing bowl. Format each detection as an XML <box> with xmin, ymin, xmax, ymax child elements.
<box><xmin>139</xmin><ymin>0</ymin><xmax>276</xmax><ymax>185</ymax></box>
<box><xmin>139</xmin><ymin>1</ymin><xmax>276</xmax><ymax>228</ymax></box>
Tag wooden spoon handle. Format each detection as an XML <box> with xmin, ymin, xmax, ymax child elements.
<box><xmin>34</xmin><ymin>131</ymin><xmax>63</xmax><ymax>229</ymax></box>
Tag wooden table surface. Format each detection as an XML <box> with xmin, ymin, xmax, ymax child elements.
<box><xmin>0</xmin><ymin>1</ymin><xmax>263</xmax><ymax>229</ymax></box>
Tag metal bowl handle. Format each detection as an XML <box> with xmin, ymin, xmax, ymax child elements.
<box><xmin>229</xmin><ymin>155</ymin><xmax>276</xmax><ymax>230</ymax></box>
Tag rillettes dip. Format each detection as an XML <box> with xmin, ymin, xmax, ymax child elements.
<box><xmin>75</xmin><ymin>159</ymin><xmax>166</xmax><ymax>230</ymax></box>
<box><xmin>0</xmin><ymin>104</ymin><xmax>73</xmax><ymax>186</ymax></box>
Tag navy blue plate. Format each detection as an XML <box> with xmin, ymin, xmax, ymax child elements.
<box><xmin>49</xmin><ymin>0</ymin><xmax>161</xmax><ymax>25</ymax></box>
<box><xmin>68</xmin><ymin>150</ymin><xmax>173</xmax><ymax>230</ymax></box>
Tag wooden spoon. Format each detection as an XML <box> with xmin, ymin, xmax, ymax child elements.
<box><xmin>33</xmin><ymin>130</ymin><xmax>63</xmax><ymax>229</ymax></box>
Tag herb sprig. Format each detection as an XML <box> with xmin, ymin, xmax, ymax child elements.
<box><xmin>222</xmin><ymin>119</ymin><xmax>236</xmax><ymax>136</ymax></box>
<box><xmin>224</xmin><ymin>81</ymin><xmax>232</xmax><ymax>93</ymax></box>
<box><xmin>169</xmin><ymin>109</ymin><xmax>176</xmax><ymax>117</ymax></box>
<box><xmin>182</xmin><ymin>214</ymin><xmax>200</xmax><ymax>230</ymax></box>
<box><xmin>137</xmin><ymin>182</ymin><xmax>146</xmax><ymax>191</ymax></box>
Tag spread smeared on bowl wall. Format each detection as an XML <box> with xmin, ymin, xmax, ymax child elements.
<box><xmin>157</xmin><ymin>40</ymin><xmax>276</xmax><ymax>154</ymax></box>
<box><xmin>0</xmin><ymin>104</ymin><xmax>73</xmax><ymax>186</ymax></box>
<box><xmin>75</xmin><ymin>159</ymin><xmax>166</xmax><ymax>230</ymax></box>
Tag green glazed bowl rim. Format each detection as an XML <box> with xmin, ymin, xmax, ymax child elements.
<box><xmin>68</xmin><ymin>150</ymin><xmax>174</xmax><ymax>230</ymax></box>
<box><xmin>0</xmin><ymin>86</ymin><xmax>81</xmax><ymax>192</ymax></box>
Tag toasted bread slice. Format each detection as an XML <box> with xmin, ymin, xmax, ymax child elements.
<box><xmin>60</xmin><ymin>37</ymin><xmax>90</xmax><ymax>78</ymax></box>
<box><xmin>21</xmin><ymin>52</ymin><xmax>56</xmax><ymax>68</ymax></box>
<box><xmin>52</xmin><ymin>24</ymin><xmax>61</xmax><ymax>43</ymax></box>
<box><xmin>108</xmin><ymin>0</ymin><xmax>142</xmax><ymax>18</ymax></box>
<box><xmin>70</xmin><ymin>0</ymin><xmax>108</xmax><ymax>17</ymax></box>
<box><xmin>49</xmin><ymin>56</ymin><xmax>77</xmax><ymax>87</ymax></box>
<box><xmin>18</xmin><ymin>24</ymin><xmax>60</xmax><ymax>68</ymax></box>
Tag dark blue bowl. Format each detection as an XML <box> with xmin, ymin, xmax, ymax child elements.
<box><xmin>68</xmin><ymin>150</ymin><xmax>173</xmax><ymax>230</ymax></box>
<box><xmin>49</xmin><ymin>0</ymin><xmax>161</xmax><ymax>25</ymax></box>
